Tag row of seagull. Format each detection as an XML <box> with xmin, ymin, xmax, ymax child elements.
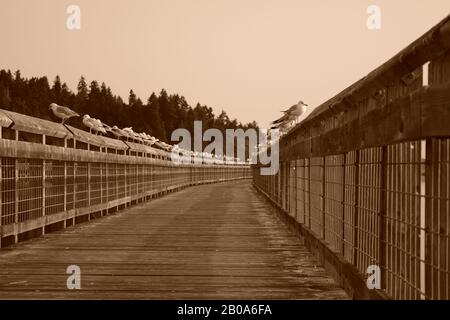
<box><xmin>50</xmin><ymin>102</ymin><xmax>179</xmax><ymax>151</ymax></box>
<box><xmin>49</xmin><ymin>102</ymin><xmax>244</xmax><ymax>162</ymax></box>
<box><xmin>270</xmin><ymin>100</ymin><xmax>308</xmax><ymax>135</ymax></box>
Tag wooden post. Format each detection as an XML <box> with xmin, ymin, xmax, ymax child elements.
<box><xmin>86</xmin><ymin>162</ymin><xmax>91</xmax><ymax>221</ymax></box>
<box><xmin>100</xmin><ymin>162</ymin><xmax>103</xmax><ymax>207</ymax></box>
<box><xmin>353</xmin><ymin>150</ymin><xmax>360</xmax><ymax>267</ymax></box>
<box><xmin>322</xmin><ymin>156</ymin><xmax>326</xmax><ymax>239</ymax></box>
<box><xmin>425</xmin><ymin>138</ymin><xmax>440</xmax><ymax>300</ymax></box>
<box><xmin>115</xmin><ymin>163</ymin><xmax>119</xmax><ymax>209</ymax></box>
<box><xmin>342</xmin><ymin>153</ymin><xmax>347</xmax><ymax>255</ymax></box>
<box><xmin>42</xmin><ymin>160</ymin><xmax>46</xmax><ymax>235</ymax></box>
<box><xmin>14</xmin><ymin>158</ymin><xmax>19</xmax><ymax>244</ymax></box>
<box><xmin>380</xmin><ymin>145</ymin><xmax>388</xmax><ymax>290</ymax></box>
<box><xmin>63</xmin><ymin>161</ymin><xmax>67</xmax><ymax>228</ymax></box>
<box><xmin>0</xmin><ymin>157</ymin><xmax>2</xmax><ymax>248</ymax></box>
<box><xmin>308</xmin><ymin>158</ymin><xmax>311</xmax><ymax>229</ymax></box>
<box><xmin>424</xmin><ymin>138</ymin><xmax>433</xmax><ymax>300</ymax></box>
<box><xmin>294</xmin><ymin>160</ymin><xmax>298</xmax><ymax>221</ymax></box>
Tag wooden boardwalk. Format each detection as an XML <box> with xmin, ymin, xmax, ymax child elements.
<box><xmin>0</xmin><ymin>180</ymin><xmax>348</xmax><ymax>299</ymax></box>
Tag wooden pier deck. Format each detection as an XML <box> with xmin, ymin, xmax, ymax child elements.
<box><xmin>0</xmin><ymin>180</ymin><xmax>348</xmax><ymax>299</ymax></box>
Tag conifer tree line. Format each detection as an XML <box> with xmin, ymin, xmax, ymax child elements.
<box><xmin>0</xmin><ymin>69</ymin><xmax>258</xmax><ymax>144</ymax></box>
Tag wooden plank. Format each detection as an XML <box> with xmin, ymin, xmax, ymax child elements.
<box><xmin>0</xmin><ymin>109</ymin><xmax>72</xmax><ymax>139</ymax></box>
<box><xmin>280</xmin><ymin>83</ymin><xmax>450</xmax><ymax>161</ymax></box>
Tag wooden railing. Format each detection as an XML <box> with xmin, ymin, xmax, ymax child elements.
<box><xmin>253</xmin><ymin>15</ymin><xmax>450</xmax><ymax>300</ymax></box>
<box><xmin>0</xmin><ymin>109</ymin><xmax>250</xmax><ymax>248</ymax></box>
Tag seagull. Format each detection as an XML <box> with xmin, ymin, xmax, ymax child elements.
<box><xmin>282</xmin><ymin>100</ymin><xmax>308</xmax><ymax>116</ymax></box>
<box><xmin>82</xmin><ymin>115</ymin><xmax>101</xmax><ymax>134</ymax></box>
<box><xmin>91</xmin><ymin>118</ymin><xmax>107</xmax><ymax>135</ymax></box>
<box><xmin>270</xmin><ymin>100</ymin><xmax>308</xmax><ymax>132</ymax></box>
<box><xmin>49</xmin><ymin>103</ymin><xmax>79</xmax><ymax>124</ymax></box>
<box><xmin>122</xmin><ymin>127</ymin><xmax>141</xmax><ymax>140</ymax></box>
<box><xmin>111</xmin><ymin>126</ymin><xmax>126</xmax><ymax>138</ymax></box>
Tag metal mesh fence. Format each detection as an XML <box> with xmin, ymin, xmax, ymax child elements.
<box><xmin>425</xmin><ymin>138</ymin><xmax>450</xmax><ymax>300</ymax></box>
<box><xmin>309</xmin><ymin>157</ymin><xmax>324</xmax><ymax>238</ymax></box>
<box><xmin>44</xmin><ymin>160</ymin><xmax>65</xmax><ymax>215</ymax></box>
<box><xmin>1</xmin><ymin>155</ymin><xmax>249</xmax><ymax>243</ymax></box>
<box><xmin>324</xmin><ymin>155</ymin><xmax>345</xmax><ymax>254</ymax></box>
<box><xmin>253</xmin><ymin>139</ymin><xmax>449</xmax><ymax>299</ymax></box>
<box><xmin>17</xmin><ymin>159</ymin><xmax>43</xmax><ymax>222</ymax></box>
<box><xmin>1</xmin><ymin>157</ymin><xmax>16</xmax><ymax>225</ymax></box>
<box><xmin>74</xmin><ymin>162</ymin><xmax>88</xmax><ymax>209</ymax></box>
<box><xmin>355</xmin><ymin>147</ymin><xmax>382</xmax><ymax>275</ymax></box>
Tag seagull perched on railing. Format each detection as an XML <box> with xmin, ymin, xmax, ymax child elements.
<box><xmin>82</xmin><ymin>115</ymin><xmax>103</xmax><ymax>134</ymax></box>
<box><xmin>91</xmin><ymin>117</ymin><xmax>107</xmax><ymax>135</ymax></box>
<box><xmin>111</xmin><ymin>125</ymin><xmax>127</xmax><ymax>138</ymax></box>
<box><xmin>271</xmin><ymin>100</ymin><xmax>308</xmax><ymax>134</ymax></box>
<box><xmin>49</xmin><ymin>103</ymin><xmax>80</xmax><ymax>124</ymax></box>
<box><xmin>282</xmin><ymin>100</ymin><xmax>308</xmax><ymax>117</ymax></box>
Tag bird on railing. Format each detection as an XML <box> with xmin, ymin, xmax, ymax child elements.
<box><xmin>49</xmin><ymin>103</ymin><xmax>80</xmax><ymax>124</ymax></box>
<box><xmin>282</xmin><ymin>101</ymin><xmax>308</xmax><ymax>118</ymax></box>
<box><xmin>122</xmin><ymin>127</ymin><xmax>136</xmax><ymax>140</ymax></box>
<box><xmin>82</xmin><ymin>114</ymin><xmax>102</xmax><ymax>134</ymax></box>
<box><xmin>91</xmin><ymin>118</ymin><xmax>107</xmax><ymax>135</ymax></box>
<box><xmin>111</xmin><ymin>125</ymin><xmax>127</xmax><ymax>138</ymax></box>
<box><xmin>270</xmin><ymin>101</ymin><xmax>308</xmax><ymax>135</ymax></box>
<box><xmin>122</xmin><ymin>127</ymin><xmax>142</xmax><ymax>141</ymax></box>
<box><xmin>271</xmin><ymin>100</ymin><xmax>308</xmax><ymax>130</ymax></box>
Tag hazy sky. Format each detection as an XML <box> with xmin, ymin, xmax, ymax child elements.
<box><xmin>1</xmin><ymin>1</ymin><xmax>449</xmax><ymax>127</ymax></box>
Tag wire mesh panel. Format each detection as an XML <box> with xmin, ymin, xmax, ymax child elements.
<box><xmin>145</xmin><ymin>165</ymin><xmax>152</xmax><ymax>193</ymax></box>
<box><xmin>288</xmin><ymin>161</ymin><xmax>296</xmax><ymax>218</ymax></box>
<box><xmin>137</xmin><ymin>165</ymin><xmax>144</xmax><ymax>195</ymax></box>
<box><xmin>385</xmin><ymin>140</ymin><xmax>425</xmax><ymax>299</ymax></box>
<box><xmin>90</xmin><ymin>163</ymin><xmax>102</xmax><ymax>206</ymax></box>
<box><xmin>74</xmin><ymin>162</ymin><xmax>88</xmax><ymax>209</ymax></box>
<box><xmin>295</xmin><ymin>159</ymin><xmax>309</xmax><ymax>225</ymax></box>
<box><xmin>356</xmin><ymin>147</ymin><xmax>382</xmax><ymax>275</ymax></box>
<box><xmin>17</xmin><ymin>159</ymin><xmax>43</xmax><ymax>222</ymax></box>
<box><xmin>161</xmin><ymin>166</ymin><xmax>168</xmax><ymax>189</ymax></box>
<box><xmin>107</xmin><ymin>163</ymin><xmax>117</xmax><ymax>201</ymax></box>
<box><xmin>425</xmin><ymin>138</ymin><xmax>450</xmax><ymax>300</ymax></box>
<box><xmin>126</xmin><ymin>164</ymin><xmax>137</xmax><ymax>197</ymax></box>
<box><xmin>1</xmin><ymin>157</ymin><xmax>16</xmax><ymax>225</ymax></box>
<box><xmin>324</xmin><ymin>154</ymin><xmax>345</xmax><ymax>254</ymax></box>
<box><xmin>310</xmin><ymin>157</ymin><xmax>324</xmax><ymax>238</ymax></box>
<box><xmin>116</xmin><ymin>164</ymin><xmax>126</xmax><ymax>200</ymax></box>
<box><xmin>274</xmin><ymin>170</ymin><xmax>281</xmax><ymax>207</ymax></box>
<box><xmin>101</xmin><ymin>163</ymin><xmax>107</xmax><ymax>204</ymax></box>
<box><xmin>44</xmin><ymin>160</ymin><xmax>65</xmax><ymax>215</ymax></box>
<box><xmin>295</xmin><ymin>160</ymin><xmax>303</xmax><ymax>223</ymax></box>
<box><xmin>66</xmin><ymin>162</ymin><xmax>74</xmax><ymax>211</ymax></box>
<box><xmin>344</xmin><ymin>151</ymin><xmax>357</xmax><ymax>264</ymax></box>
<box><xmin>281</xmin><ymin>162</ymin><xmax>288</xmax><ymax>212</ymax></box>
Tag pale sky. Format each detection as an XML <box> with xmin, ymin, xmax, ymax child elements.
<box><xmin>1</xmin><ymin>0</ymin><xmax>449</xmax><ymax>127</ymax></box>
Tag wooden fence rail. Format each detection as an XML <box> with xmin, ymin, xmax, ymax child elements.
<box><xmin>253</xmin><ymin>15</ymin><xmax>450</xmax><ymax>300</ymax></box>
<box><xmin>0</xmin><ymin>110</ymin><xmax>250</xmax><ymax>248</ymax></box>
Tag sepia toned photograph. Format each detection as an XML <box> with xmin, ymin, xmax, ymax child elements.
<box><xmin>0</xmin><ymin>0</ymin><xmax>449</xmax><ymax>312</ymax></box>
